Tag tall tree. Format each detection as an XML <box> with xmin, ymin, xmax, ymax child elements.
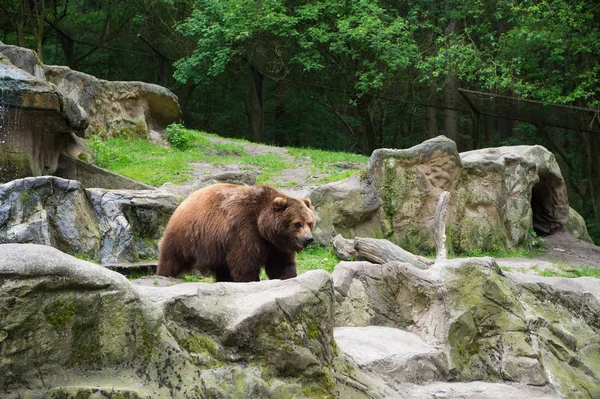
<box><xmin>174</xmin><ymin>0</ymin><xmax>421</xmax><ymax>153</ymax></box>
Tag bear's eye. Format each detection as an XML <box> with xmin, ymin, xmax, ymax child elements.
<box><xmin>294</xmin><ymin>222</ymin><xmax>302</xmax><ymax>229</ymax></box>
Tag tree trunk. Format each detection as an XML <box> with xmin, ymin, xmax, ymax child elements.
<box><xmin>443</xmin><ymin>73</ymin><xmax>460</xmax><ymax>144</ymax></box>
<box><xmin>357</xmin><ymin>95</ymin><xmax>378</xmax><ymax>154</ymax></box>
<box><xmin>176</xmin><ymin>82</ymin><xmax>198</xmax><ymax>122</ymax></box>
<box><xmin>249</xmin><ymin>65</ymin><xmax>264</xmax><ymax>142</ymax></box>
<box><xmin>274</xmin><ymin>79</ymin><xmax>287</xmax><ymax>146</ymax></box>
<box><xmin>426</xmin><ymin>85</ymin><xmax>439</xmax><ymax>138</ymax></box>
<box><xmin>58</xmin><ymin>34</ymin><xmax>75</xmax><ymax>66</ymax></box>
<box><xmin>17</xmin><ymin>1</ymin><xmax>25</xmax><ymax>47</ymax></box>
<box><xmin>442</xmin><ymin>9</ymin><xmax>460</xmax><ymax>147</ymax></box>
<box><xmin>583</xmin><ymin>132</ymin><xmax>600</xmax><ymax>228</ymax></box>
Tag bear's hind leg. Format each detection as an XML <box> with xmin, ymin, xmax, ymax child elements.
<box><xmin>158</xmin><ymin>250</ymin><xmax>187</xmax><ymax>277</ymax></box>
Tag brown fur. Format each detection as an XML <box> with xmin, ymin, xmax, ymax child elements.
<box><xmin>157</xmin><ymin>183</ymin><xmax>315</xmax><ymax>282</ymax></box>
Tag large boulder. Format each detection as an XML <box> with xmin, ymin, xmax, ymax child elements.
<box><xmin>0</xmin><ymin>41</ymin><xmax>182</xmax><ymax>187</ymax></box>
<box><xmin>332</xmin><ymin>258</ymin><xmax>600</xmax><ymax>398</ymax></box>
<box><xmin>366</xmin><ymin>136</ymin><xmax>462</xmax><ymax>253</ymax></box>
<box><xmin>310</xmin><ymin>175</ymin><xmax>382</xmax><ymax>244</ymax></box>
<box><xmin>0</xmin><ymin>244</ymin><xmax>346</xmax><ymax>398</ymax></box>
<box><xmin>312</xmin><ymin>136</ymin><xmax>590</xmax><ymax>254</ymax></box>
<box><xmin>0</xmin><ymin>42</ymin><xmax>87</xmax><ymax>183</ymax></box>
<box><xmin>0</xmin><ymin>177</ymin><xmax>180</xmax><ymax>264</ymax></box>
<box><xmin>45</xmin><ymin>65</ymin><xmax>182</xmax><ymax>145</ymax></box>
<box><xmin>455</xmin><ymin>145</ymin><xmax>570</xmax><ymax>253</ymax></box>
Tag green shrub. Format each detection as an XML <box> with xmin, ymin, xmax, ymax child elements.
<box><xmin>166</xmin><ymin>123</ymin><xmax>194</xmax><ymax>150</ymax></box>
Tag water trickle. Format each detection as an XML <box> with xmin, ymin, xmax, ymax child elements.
<box><xmin>0</xmin><ymin>88</ymin><xmax>24</xmax><ymax>147</ymax></box>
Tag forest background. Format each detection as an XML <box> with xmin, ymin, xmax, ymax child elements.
<box><xmin>2</xmin><ymin>0</ymin><xmax>600</xmax><ymax>242</ymax></box>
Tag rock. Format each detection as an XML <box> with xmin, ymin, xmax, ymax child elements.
<box><xmin>367</xmin><ymin>136</ymin><xmax>462</xmax><ymax>253</ymax></box>
<box><xmin>45</xmin><ymin>65</ymin><xmax>182</xmax><ymax>145</ymax></box>
<box><xmin>87</xmin><ymin>187</ymin><xmax>180</xmax><ymax>263</ymax></box>
<box><xmin>312</xmin><ymin>136</ymin><xmax>589</xmax><ymax>255</ymax></box>
<box><xmin>55</xmin><ymin>153</ymin><xmax>156</xmax><ymax>190</ymax></box>
<box><xmin>0</xmin><ymin>176</ymin><xmax>180</xmax><ymax>264</ymax></box>
<box><xmin>0</xmin><ymin>44</ymin><xmax>88</xmax><ymax>183</ymax></box>
<box><xmin>456</xmin><ymin>145</ymin><xmax>569</xmax><ymax>253</ymax></box>
<box><xmin>331</xmin><ymin>257</ymin><xmax>600</xmax><ymax>398</ymax></box>
<box><xmin>310</xmin><ymin>174</ymin><xmax>382</xmax><ymax>245</ymax></box>
<box><xmin>0</xmin><ymin>177</ymin><xmax>101</xmax><ymax>258</ymax></box>
<box><xmin>2</xmin><ymin>240</ymin><xmax>597</xmax><ymax>398</ymax></box>
<box><xmin>0</xmin><ymin>42</ymin><xmax>181</xmax><ymax>186</ymax></box>
<box><xmin>399</xmin><ymin>381</ymin><xmax>558</xmax><ymax>399</ymax></box>
<box><xmin>334</xmin><ymin>326</ymin><xmax>449</xmax><ymax>384</ymax></box>
<box><xmin>566</xmin><ymin>206</ymin><xmax>593</xmax><ymax>242</ymax></box>
<box><xmin>0</xmin><ymin>40</ymin><xmax>45</xmax><ymax>79</ymax></box>
<box><xmin>0</xmin><ymin>244</ymin><xmax>341</xmax><ymax>398</ymax></box>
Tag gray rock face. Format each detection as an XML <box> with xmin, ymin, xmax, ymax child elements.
<box><xmin>0</xmin><ymin>177</ymin><xmax>180</xmax><ymax>263</ymax></box>
<box><xmin>3</xmin><ymin>243</ymin><xmax>590</xmax><ymax>398</ymax></box>
<box><xmin>334</xmin><ymin>326</ymin><xmax>449</xmax><ymax>384</ymax></box>
<box><xmin>310</xmin><ymin>174</ymin><xmax>383</xmax><ymax>244</ymax></box>
<box><xmin>332</xmin><ymin>258</ymin><xmax>600</xmax><ymax>398</ymax></box>
<box><xmin>45</xmin><ymin>65</ymin><xmax>182</xmax><ymax>145</ymax></box>
<box><xmin>0</xmin><ymin>42</ymin><xmax>88</xmax><ymax>183</ymax></box>
<box><xmin>456</xmin><ymin>145</ymin><xmax>570</xmax><ymax>252</ymax></box>
<box><xmin>312</xmin><ymin>136</ymin><xmax>590</xmax><ymax>254</ymax></box>
<box><xmin>0</xmin><ymin>244</ymin><xmax>339</xmax><ymax>398</ymax></box>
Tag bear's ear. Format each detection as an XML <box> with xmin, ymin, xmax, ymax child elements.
<box><xmin>302</xmin><ymin>198</ymin><xmax>311</xmax><ymax>208</ymax></box>
<box><xmin>273</xmin><ymin>197</ymin><xmax>288</xmax><ymax>210</ymax></box>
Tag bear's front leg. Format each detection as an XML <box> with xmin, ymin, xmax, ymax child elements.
<box><xmin>226</xmin><ymin>248</ymin><xmax>263</xmax><ymax>282</ymax></box>
<box><xmin>265</xmin><ymin>250</ymin><xmax>297</xmax><ymax>280</ymax></box>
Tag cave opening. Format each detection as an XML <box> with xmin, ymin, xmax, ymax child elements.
<box><xmin>531</xmin><ymin>174</ymin><xmax>564</xmax><ymax>236</ymax></box>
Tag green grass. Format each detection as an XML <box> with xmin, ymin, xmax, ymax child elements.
<box><xmin>537</xmin><ymin>261</ymin><xmax>600</xmax><ymax>279</ymax></box>
<box><xmin>287</xmin><ymin>146</ymin><xmax>368</xmax><ymax>166</ymax></box>
<box><xmin>296</xmin><ymin>245</ymin><xmax>339</xmax><ymax>274</ymax></box>
<box><xmin>88</xmin><ymin>124</ymin><xmax>368</xmax><ymax>187</ymax></box>
<box><xmin>458</xmin><ymin>247</ymin><xmax>541</xmax><ymax>259</ymax></box>
<box><xmin>182</xmin><ymin>274</ymin><xmax>215</xmax><ymax>283</ymax></box>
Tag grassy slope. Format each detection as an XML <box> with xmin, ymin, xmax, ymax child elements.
<box><xmin>88</xmin><ymin>125</ymin><xmax>368</xmax><ymax>187</ymax></box>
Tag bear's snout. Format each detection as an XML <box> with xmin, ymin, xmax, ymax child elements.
<box><xmin>302</xmin><ymin>236</ymin><xmax>314</xmax><ymax>248</ymax></box>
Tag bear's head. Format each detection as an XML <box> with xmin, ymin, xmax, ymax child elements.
<box><xmin>259</xmin><ymin>196</ymin><xmax>316</xmax><ymax>252</ymax></box>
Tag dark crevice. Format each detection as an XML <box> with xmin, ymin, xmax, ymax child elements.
<box><xmin>531</xmin><ymin>174</ymin><xmax>564</xmax><ymax>236</ymax></box>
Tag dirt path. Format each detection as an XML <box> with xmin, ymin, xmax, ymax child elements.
<box><xmin>540</xmin><ymin>230</ymin><xmax>600</xmax><ymax>268</ymax></box>
<box><xmin>190</xmin><ymin>135</ymin><xmax>322</xmax><ymax>191</ymax></box>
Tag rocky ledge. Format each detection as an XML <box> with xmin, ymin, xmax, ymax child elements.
<box><xmin>1</xmin><ymin>244</ymin><xmax>598</xmax><ymax>398</ymax></box>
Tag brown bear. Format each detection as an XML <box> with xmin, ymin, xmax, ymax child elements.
<box><xmin>157</xmin><ymin>183</ymin><xmax>315</xmax><ymax>282</ymax></box>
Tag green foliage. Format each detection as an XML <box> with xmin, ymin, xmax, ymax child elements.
<box><xmin>125</xmin><ymin>269</ymin><xmax>156</xmax><ymax>280</ymax></box>
<box><xmin>166</xmin><ymin>123</ymin><xmax>194</xmax><ymax>150</ymax></box>
<box><xmin>528</xmin><ymin>229</ymin><xmax>548</xmax><ymax>252</ymax></box>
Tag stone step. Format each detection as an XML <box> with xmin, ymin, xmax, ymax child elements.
<box><xmin>333</xmin><ymin>326</ymin><xmax>448</xmax><ymax>384</ymax></box>
<box><xmin>399</xmin><ymin>381</ymin><xmax>559</xmax><ymax>399</ymax></box>
<box><xmin>102</xmin><ymin>261</ymin><xmax>157</xmax><ymax>277</ymax></box>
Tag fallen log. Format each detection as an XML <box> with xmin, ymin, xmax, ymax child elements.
<box><xmin>332</xmin><ymin>234</ymin><xmax>432</xmax><ymax>269</ymax></box>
